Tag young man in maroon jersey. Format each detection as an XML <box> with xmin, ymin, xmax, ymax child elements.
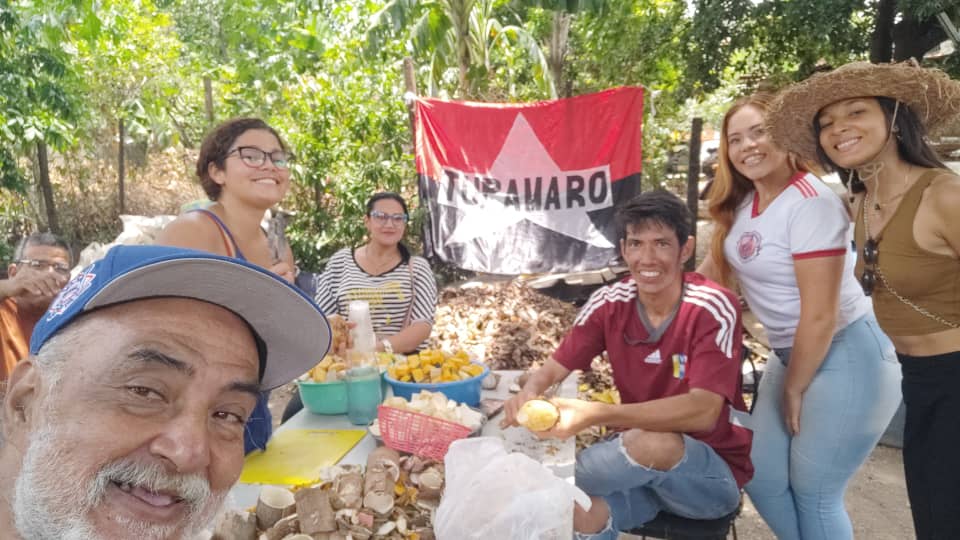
<box><xmin>504</xmin><ymin>191</ymin><xmax>753</xmax><ymax>539</ymax></box>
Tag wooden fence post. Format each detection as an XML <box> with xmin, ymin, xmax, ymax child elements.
<box><xmin>118</xmin><ymin>117</ymin><xmax>126</xmax><ymax>215</ymax></box>
<box><xmin>685</xmin><ymin>117</ymin><xmax>702</xmax><ymax>272</ymax></box>
<box><xmin>403</xmin><ymin>57</ymin><xmax>436</xmax><ymax>261</ymax></box>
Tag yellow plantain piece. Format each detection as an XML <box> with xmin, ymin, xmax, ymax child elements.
<box><xmin>309</xmin><ymin>354</ymin><xmax>348</xmax><ymax>382</ymax></box>
<box><xmin>517</xmin><ymin>399</ymin><xmax>560</xmax><ymax>432</ymax></box>
<box><xmin>386</xmin><ymin>349</ymin><xmax>484</xmax><ymax>384</ymax></box>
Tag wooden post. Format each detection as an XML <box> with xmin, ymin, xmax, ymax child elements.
<box><xmin>204</xmin><ymin>77</ymin><xmax>215</xmax><ymax>124</ymax></box>
<box><xmin>403</xmin><ymin>57</ymin><xmax>418</xmax><ymax>127</ymax></box>
<box><xmin>36</xmin><ymin>142</ymin><xmax>60</xmax><ymax>235</ymax></box>
<box><xmin>685</xmin><ymin>118</ymin><xmax>702</xmax><ymax>272</ymax></box>
<box><xmin>404</xmin><ymin>56</ymin><xmax>436</xmax><ymax>260</ymax></box>
<box><xmin>118</xmin><ymin>117</ymin><xmax>126</xmax><ymax>215</ymax></box>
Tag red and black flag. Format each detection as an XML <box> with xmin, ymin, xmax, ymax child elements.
<box><xmin>415</xmin><ymin>87</ymin><xmax>644</xmax><ymax>274</ymax></box>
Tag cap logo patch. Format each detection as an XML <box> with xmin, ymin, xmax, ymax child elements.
<box><xmin>46</xmin><ymin>267</ymin><xmax>97</xmax><ymax>320</ymax></box>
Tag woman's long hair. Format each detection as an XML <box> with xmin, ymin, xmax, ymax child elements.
<box><xmin>813</xmin><ymin>97</ymin><xmax>947</xmax><ymax>193</ymax></box>
<box><xmin>708</xmin><ymin>93</ymin><xmax>786</xmax><ymax>287</ymax></box>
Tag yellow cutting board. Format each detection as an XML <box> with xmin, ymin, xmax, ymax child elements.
<box><xmin>240</xmin><ymin>429</ymin><xmax>366</xmax><ymax>486</ymax></box>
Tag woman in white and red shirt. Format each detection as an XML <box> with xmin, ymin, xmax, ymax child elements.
<box><xmin>698</xmin><ymin>93</ymin><xmax>901</xmax><ymax>540</ymax></box>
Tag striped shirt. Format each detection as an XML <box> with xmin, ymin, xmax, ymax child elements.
<box><xmin>314</xmin><ymin>248</ymin><xmax>437</xmax><ymax>346</ymax></box>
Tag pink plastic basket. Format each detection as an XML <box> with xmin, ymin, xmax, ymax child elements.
<box><xmin>377</xmin><ymin>405</ymin><xmax>472</xmax><ymax>460</ymax></box>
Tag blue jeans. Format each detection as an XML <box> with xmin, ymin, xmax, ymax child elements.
<box><xmin>574</xmin><ymin>433</ymin><xmax>741</xmax><ymax>540</ymax></box>
<box><xmin>745</xmin><ymin>315</ymin><xmax>901</xmax><ymax>540</ymax></box>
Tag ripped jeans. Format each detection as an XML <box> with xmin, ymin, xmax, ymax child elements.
<box><xmin>573</xmin><ymin>433</ymin><xmax>740</xmax><ymax>540</ymax></box>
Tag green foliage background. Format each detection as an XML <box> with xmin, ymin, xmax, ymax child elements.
<box><xmin>1</xmin><ymin>0</ymin><xmax>958</xmax><ymax>270</ymax></box>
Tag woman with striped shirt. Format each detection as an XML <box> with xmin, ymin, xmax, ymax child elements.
<box><xmin>315</xmin><ymin>192</ymin><xmax>437</xmax><ymax>352</ymax></box>
<box><xmin>283</xmin><ymin>192</ymin><xmax>437</xmax><ymax>421</ymax></box>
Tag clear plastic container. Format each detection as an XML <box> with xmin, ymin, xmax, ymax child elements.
<box><xmin>347</xmin><ymin>300</ymin><xmax>377</xmax><ymax>368</ymax></box>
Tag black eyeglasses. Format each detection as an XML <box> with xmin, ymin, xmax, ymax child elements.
<box><xmin>861</xmin><ymin>238</ymin><xmax>879</xmax><ymax>296</ymax></box>
<box><xmin>369</xmin><ymin>210</ymin><xmax>409</xmax><ymax>225</ymax></box>
<box><xmin>227</xmin><ymin>146</ymin><xmax>294</xmax><ymax>169</ymax></box>
<box><xmin>17</xmin><ymin>259</ymin><xmax>71</xmax><ymax>276</ymax></box>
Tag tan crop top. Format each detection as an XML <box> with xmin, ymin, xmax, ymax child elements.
<box><xmin>853</xmin><ymin>170</ymin><xmax>960</xmax><ymax>336</ymax></box>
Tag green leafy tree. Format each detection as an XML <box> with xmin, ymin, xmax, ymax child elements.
<box><xmin>0</xmin><ymin>1</ymin><xmax>87</xmax><ymax>234</ymax></box>
<box><xmin>366</xmin><ymin>0</ymin><xmax>555</xmax><ymax>98</ymax></box>
<box><xmin>555</xmin><ymin>0</ymin><xmax>688</xmax><ymax>188</ymax></box>
<box><xmin>168</xmin><ymin>0</ymin><xmax>414</xmax><ymax>269</ymax></box>
<box><xmin>687</xmin><ymin>0</ymin><xmax>960</xmax><ymax>92</ymax></box>
<box><xmin>280</xmin><ymin>2</ymin><xmax>415</xmax><ymax>270</ymax></box>
<box><xmin>73</xmin><ymin>0</ymin><xmax>185</xmax><ymax>213</ymax></box>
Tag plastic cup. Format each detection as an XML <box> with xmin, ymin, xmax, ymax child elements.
<box><xmin>346</xmin><ymin>366</ymin><xmax>382</xmax><ymax>425</ymax></box>
<box><xmin>347</xmin><ymin>300</ymin><xmax>377</xmax><ymax>367</ymax></box>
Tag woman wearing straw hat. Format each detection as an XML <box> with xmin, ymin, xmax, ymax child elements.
<box><xmin>699</xmin><ymin>92</ymin><xmax>901</xmax><ymax>540</ymax></box>
<box><xmin>768</xmin><ymin>61</ymin><xmax>960</xmax><ymax>540</ymax></box>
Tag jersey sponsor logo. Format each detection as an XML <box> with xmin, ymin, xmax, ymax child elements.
<box><xmin>672</xmin><ymin>353</ymin><xmax>687</xmax><ymax>378</ymax></box>
<box><xmin>737</xmin><ymin>231</ymin><xmax>762</xmax><ymax>262</ymax></box>
<box><xmin>684</xmin><ymin>283</ymin><xmax>738</xmax><ymax>358</ymax></box>
<box><xmin>644</xmin><ymin>350</ymin><xmax>662</xmax><ymax>364</ymax></box>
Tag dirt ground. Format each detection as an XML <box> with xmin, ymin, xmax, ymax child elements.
<box><xmin>618</xmin><ymin>446</ymin><xmax>913</xmax><ymax>539</ymax></box>
<box><xmin>716</xmin><ymin>445</ymin><xmax>914</xmax><ymax>539</ymax></box>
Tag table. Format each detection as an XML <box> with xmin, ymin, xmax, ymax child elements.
<box><xmin>226</xmin><ymin>370</ymin><xmax>579</xmax><ymax>511</ymax></box>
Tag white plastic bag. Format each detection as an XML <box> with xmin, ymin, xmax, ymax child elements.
<box><xmin>435</xmin><ymin>437</ymin><xmax>591</xmax><ymax>540</ymax></box>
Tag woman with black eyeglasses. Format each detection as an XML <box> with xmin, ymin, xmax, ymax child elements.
<box><xmin>156</xmin><ymin>117</ymin><xmax>298</xmax><ymax>454</ymax></box>
<box><xmin>768</xmin><ymin>61</ymin><xmax>960</xmax><ymax>540</ymax></box>
<box><xmin>281</xmin><ymin>192</ymin><xmax>438</xmax><ymax>421</ymax></box>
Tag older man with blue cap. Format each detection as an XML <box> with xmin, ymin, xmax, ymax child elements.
<box><xmin>0</xmin><ymin>245</ymin><xmax>331</xmax><ymax>540</ymax></box>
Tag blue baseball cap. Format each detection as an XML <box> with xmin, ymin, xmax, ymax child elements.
<box><xmin>30</xmin><ymin>245</ymin><xmax>331</xmax><ymax>390</ymax></box>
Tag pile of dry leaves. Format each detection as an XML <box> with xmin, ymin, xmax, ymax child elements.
<box><xmin>428</xmin><ymin>280</ymin><xmax>579</xmax><ymax>371</ymax></box>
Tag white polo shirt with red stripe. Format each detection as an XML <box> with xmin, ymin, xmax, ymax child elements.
<box><xmin>725</xmin><ymin>171</ymin><xmax>870</xmax><ymax>348</ymax></box>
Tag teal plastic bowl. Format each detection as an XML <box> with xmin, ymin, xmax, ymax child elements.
<box><xmin>384</xmin><ymin>363</ymin><xmax>490</xmax><ymax>407</ymax></box>
<box><xmin>298</xmin><ymin>373</ymin><xmax>389</xmax><ymax>415</ymax></box>
<box><xmin>298</xmin><ymin>379</ymin><xmax>348</xmax><ymax>415</ymax></box>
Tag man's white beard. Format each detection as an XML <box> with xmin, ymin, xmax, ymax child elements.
<box><xmin>13</xmin><ymin>422</ymin><xmax>227</xmax><ymax>540</ymax></box>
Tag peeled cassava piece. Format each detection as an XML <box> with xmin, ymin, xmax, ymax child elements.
<box><xmin>517</xmin><ymin>399</ymin><xmax>560</xmax><ymax>432</ymax></box>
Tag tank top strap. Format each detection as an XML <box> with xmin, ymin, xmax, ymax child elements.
<box><xmin>189</xmin><ymin>208</ymin><xmax>246</xmax><ymax>260</ymax></box>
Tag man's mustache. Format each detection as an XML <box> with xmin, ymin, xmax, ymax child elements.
<box><xmin>92</xmin><ymin>459</ymin><xmax>212</xmax><ymax>515</ymax></box>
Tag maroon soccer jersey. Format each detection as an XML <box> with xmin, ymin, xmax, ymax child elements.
<box><xmin>555</xmin><ymin>272</ymin><xmax>754</xmax><ymax>487</ymax></box>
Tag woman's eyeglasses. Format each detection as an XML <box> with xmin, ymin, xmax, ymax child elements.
<box><xmin>861</xmin><ymin>238</ymin><xmax>879</xmax><ymax>296</ymax></box>
<box><xmin>17</xmin><ymin>259</ymin><xmax>71</xmax><ymax>276</ymax></box>
<box><xmin>227</xmin><ymin>146</ymin><xmax>294</xmax><ymax>169</ymax></box>
<box><xmin>369</xmin><ymin>210</ymin><xmax>409</xmax><ymax>225</ymax></box>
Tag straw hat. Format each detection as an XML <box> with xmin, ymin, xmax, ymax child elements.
<box><xmin>767</xmin><ymin>60</ymin><xmax>960</xmax><ymax>161</ymax></box>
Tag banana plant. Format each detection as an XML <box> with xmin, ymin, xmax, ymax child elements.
<box><xmin>366</xmin><ymin>0</ymin><xmax>555</xmax><ymax>99</ymax></box>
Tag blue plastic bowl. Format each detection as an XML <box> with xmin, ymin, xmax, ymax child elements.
<box><xmin>384</xmin><ymin>363</ymin><xmax>490</xmax><ymax>406</ymax></box>
<box><xmin>298</xmin><ymin>373</ymin><xmax>388</xmax><ymax>415</ymax></box>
